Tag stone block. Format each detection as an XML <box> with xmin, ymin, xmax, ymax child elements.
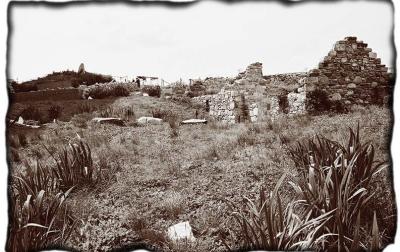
<box><xmin>347</xmin><ymin>83</ymin><xmax>357</xmax><ymax>89</ymax></box>
<box><xmin>369</xmin><ymin>52</ymin><xmax>377</xmax><ymax>59</ymax></box>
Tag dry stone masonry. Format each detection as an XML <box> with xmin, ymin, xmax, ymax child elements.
<box><xmin>305</xmin><ymin>36</ymin><xmax>391</xmax><ymax>106</ymax></box>
<box><xmin>192</xmin><ymin>36</ymin><xmax>392</xmax><ymax>123</ymax></box>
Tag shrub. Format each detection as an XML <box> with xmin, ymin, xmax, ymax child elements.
<box><xmin>21</xmin><ymin>106</ymin><xmax>45</xmax><ymax>123</ymax></box>
<box><xmin>71</xmin><ymin>72</ymin><xmax>112</xmax><ymax>87</ymax></box>
<box><xmin>287</xmin><ymin>124</ymin><xmax>386</xmax><ymax>250</ymax></box>
<box><xmin>8</xmin><ymin>161</ymin><xmax>76</xmax><ymax>252</ymax></box>
<box><xmin>45</xmin><ymin>140</ymin><xmax>97</xmax><ymax>191</ymax></box>
<box><xmin>12</xmin><ymin>82</ymin><xmax>38</xmax><ymax>93</ymax></box>
<box><xmin>222</xmin><ymin>175</ymin><xmax>334</xmax><ymax>251</ymax></box>
<box><xmin>142</xmin><ymin>85</ymin><xmax>161</xmax><ymax>98</ymax></box>
<box><xmin>71</xmin><ymin>113</ymin><xmax>92</xmax><ymax>128</ymax></box>
<box><xmin>88</xmin><ymin>83</ymin><xmax>130</xmax><ymax>99</ymax></box>
<box><xmin>48</xmin><ymin>105</ymin><xmax>63</xmax><ymax>121</ymax></box>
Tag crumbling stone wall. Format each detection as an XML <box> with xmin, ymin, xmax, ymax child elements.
<box><xmin>305</xmin><ymin>36</ymin><xmax>391</xmax><ymax>106</ymax></box>
<box><xmin>210</xmin><ymin>90</ymin><xmax>239</xmax><ymax>124</ymax></box>
<box><xmin>287</xmin><ymin>89</ymin><xmax>307</xmax><ymax>115</ymax></box>
<box><xmin>233</xmin><ymin>62</ymin><xmax>267</xmax><ymax>88</ymax></box>
<box><xmin>192</xmin><ymin>89</ymin><xmax>239</xmax><ymax>124</ymax></box>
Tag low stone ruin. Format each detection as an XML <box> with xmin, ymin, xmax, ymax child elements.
<box><xmin>192</xmin><ymin>36</ymin><xmax>392</xmax><ymax>123</ymax></box>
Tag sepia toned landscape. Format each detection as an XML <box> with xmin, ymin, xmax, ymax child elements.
<box><xmin>6</xmin><ymin>33</ymin><xmax>396</xmax><ymax>251</ymax></box>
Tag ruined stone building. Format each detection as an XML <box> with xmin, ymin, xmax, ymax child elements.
<box><xmin>192</xmin><ymin>36</ymin><xmax>393</xmax><ymax>123</ymax></box>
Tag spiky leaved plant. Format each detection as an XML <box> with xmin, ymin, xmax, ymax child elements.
<box><xmin>8</xmin><ymin>165</ymin><xmax>76</xmax><ymax>252</ymax></box>
<box><xmin>45</xmin><ymin>140</ymin><xmax>95</xmax><ymax>191</ymax></box>
<box><xmin>288</xmin><ymin>124</ymin><xmax>386</xmax><ymax>250</ymax></box>
<box><xmin>222</xmin><ymin>174</ymin><xmax>334</xmax><ymax>251</ymax></box>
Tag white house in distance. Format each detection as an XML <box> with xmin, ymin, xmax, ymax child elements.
<box><xmin>136</xmin><ymin>76</ymin><xmax>170</xmax><ymax>86</ymax></box>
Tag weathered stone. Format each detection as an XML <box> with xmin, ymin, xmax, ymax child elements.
<box><xmin>347</xmin><ymin>83</ymin><xmax>357</xmax><ymax>89</ymax></box>
<box><xmin>181</xmin><ymin>119</ymin><xmax>207</xmax><ymax>125</ymax></box>
<box><xmin>330</xmin><ymin>93</ymin><xmax>342</xmax><ymax>101</ymax></box>
<box><xmin>92</xmin><ymin>117</ymin><xmax>124</xmax><ymax>126</ymax></box>
<box><xmin>353</xmin><ymin>76</ymin><xmax>362</xmax><ymax>84</ymax></box>
<box><xmin>369</xmin><ymin>52</ymin><xmax>377</xmax><ymax>59</ymax></box>
<box><xmin>78</xmin><ymin>63</ymin><xmax>85</xmax><ymax>74</ymax></box>
<box><xmin>167</xmin><ymin>221</ymin><xmax>196</xmax><ymax>243</ymax></box>
<box><xmin>137</xmin><ymin>117</ymin><xmax>163</xmax><ymax>125</ymax></box>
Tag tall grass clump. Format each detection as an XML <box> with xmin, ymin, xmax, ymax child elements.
<box><xmin>45</xmin><ymin>140</ymin><xmax>96</xmax><ymax>191</ymax></box>
<box><xmin>8</xmin><ymin>162</ymin><xmax>76</xmax><ymax>252</ymax></box>
<box><xmin>222</xmin><ymin>175</ymin><xmax>334</xmax><ymax>251</ymax></box>
<box><xmin>287</xmin><ymin>124</ymin><xmax>386</xmax><ymax>250</ymax></box>
<box><xmin>224</xmin><ymin>125</ymin><xmax>387</xmax><ymax>251</ymax></box>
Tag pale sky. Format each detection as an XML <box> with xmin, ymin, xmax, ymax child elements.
<box><xmin>8</xmin><ymin>1</ymin><xmax>394</xmax><ymax>83</ymax></box>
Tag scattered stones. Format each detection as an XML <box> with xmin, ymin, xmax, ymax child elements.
<box><xmin>167</xmin><ymin>221</ymin><xmax>195</xmax><ymax>243</ymax></box>
<box><xmin>137</xmin><ymin>117</ymin><xmax>163</xmax><ymax>125</ymax></box>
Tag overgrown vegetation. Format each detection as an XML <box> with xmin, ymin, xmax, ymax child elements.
<box><xmin>223</xmin><ymin>125</ymin><xmax>389</xmax><ymax>251</ymax></box>
<box><xmin>87</xmin><ymin>83</ymin><xmax>131</xmax><ymax>99</ymax></box>
<box><xmin>7</xmin><ymin>139</ymin><xmax>104</xmax><ymax>252</ymax></box>
<box><xmin>71</xmin><ymin>72</ymin><xmax>113</xmax><ymax>88</ymax></box>
<box><xmin>142</xmin><ymin>85</ymin><xmax>161</xmax><ymax>98</ymax></box>
<box><xmin>21</xmin><ymin>105</ymin><xmax>45</xmax><ymax>123</ymax></box>
<box><xmin>48</xmin><ymin>105</ymin><xmax>63</xmax><ymax>121</ymax></box>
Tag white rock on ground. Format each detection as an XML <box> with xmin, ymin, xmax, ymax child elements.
<box><xmin>181</xmin><ymin>119</ymin><xmax>207</xmax><ymax>125</ymax></box>
<box><xmin>167</xmin><ymin>221</ymin><xmax>196</xmax><ymax>242</ymax></box>
<box><xmin>143</xmin><ymin>93</ymin><xmax>149</xmax><ymax>97</ymax></box>
<box><xmin>137</xmin><ymin>117</ymin><xmax>163</xmax><ymax>125</ymax></box>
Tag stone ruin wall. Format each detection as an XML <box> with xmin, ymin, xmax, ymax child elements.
<box><xmin>192</xmin><ymin>37</ymin><xmax>392</xmax><ymax>123</ymax></box>
<box><xmin>305</xmin><ymin>36</ymin><xmax>391</xmax><ymax>106</ymax></box>
<box><xmin>192</xmin><ymin>90</ymin><xmax>239</xmax><ymax>124</ymax></box>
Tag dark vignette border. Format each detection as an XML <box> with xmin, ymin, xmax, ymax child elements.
<box><xmin>4</xmin><ymin>0</ymin><xmax>397</xmax><ymax>251</ymax></box>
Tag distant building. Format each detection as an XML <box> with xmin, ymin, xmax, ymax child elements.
<box><xmin>137</xmin><ymin>76</ymin><xmax>169</xmax><ymax>86</ymax></box>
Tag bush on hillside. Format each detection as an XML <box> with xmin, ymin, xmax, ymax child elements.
<box><xmin>12</xmin><ymin>82</ymin><xmax>38</xmax><ymax>93</ymax></box>
<box><xmin>71</xmin><ymin>72</ymin><xmax>113</xmax><ymax>88</ymax></box>
<box><xmin>142</xmin><ymin>85</ymin><xmax>161</xmax><ymax>98</ymax></box>
<box><xmin>87</xmin><ymin>83</ymin><xmax>131</xmax><ymax>99</ymax></box>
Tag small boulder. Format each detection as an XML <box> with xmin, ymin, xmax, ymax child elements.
<box><xmin>353</xmin><ymin>76</ymin><xmax>362</xmax><ymax>84</ymax></box>
<box><xmin>347</xmin><ymin>83</ymin><xmax>357</xmax><ymax>89</ymax></box>
<box><xmin>92</xmin><ymin>117</ymin><xmax>125</xmax><ymax>126</ymax></box>
<box><xmin>17</xmin><ymin>116</ymin><xmax>24</xmax><ymax>124</ymax></box>
<box><xmin>167</xmin><ymin>221</ymin><xmax>195</xmax><ymax>243</ymax></box>
<box><xmin>330</xmin><ymin>93</ymin><xmax>342</xmax><ymax>101</ymax></box>
<box><xmin>137</xmin><ymin>117</ymin><xmax>163</xmax><ymax>125</ymax></box>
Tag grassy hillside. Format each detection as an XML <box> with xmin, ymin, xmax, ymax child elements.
<box><xmin>7</xmin><ymin>98</ymin><xmax>395</xmax><ymax>251</ymax></box>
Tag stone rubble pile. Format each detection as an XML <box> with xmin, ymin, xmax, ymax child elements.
<box><xmin>234</xmin><ymin>62</ymin><xmax>267</xmax><ymax>87</ymax></box>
